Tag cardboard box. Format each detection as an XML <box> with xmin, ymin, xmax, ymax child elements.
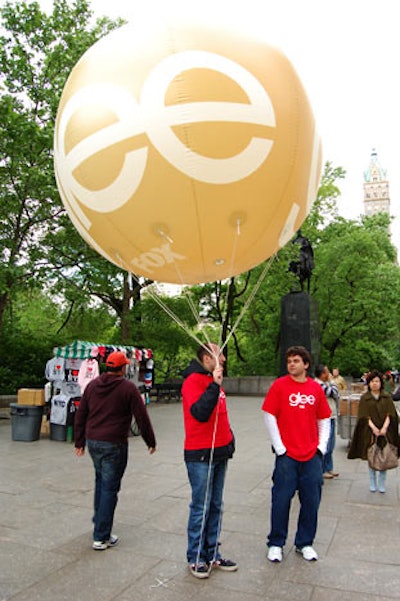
<box><xmin>339</xmin><ymin>397</ymin><xmax>359</xmax><ymax>416</ymax></box>
<box><xmin>17</xmin><ymin>388</ymin><xmax>46</xmax><ymax>406</ymax></box>
<box><xmin>350</xmin><ymin>399</ymin><xmax>359</xmax><ymax>416</ymax></box>
<box><xmin>40</xmin><ymin>415</ymin><xmax>50</xmax><ymax>435</ymax></box>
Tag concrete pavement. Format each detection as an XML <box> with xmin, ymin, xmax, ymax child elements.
<box><xmin>1</xmin><ymin>396</ymin><xmax>400</xmax><ymax>601</ymax></box>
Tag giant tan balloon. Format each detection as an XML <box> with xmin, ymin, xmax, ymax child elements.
<box><xmin>54</xmin><ymin>22</ymin><xmax>322</xmax><ymax>284</ymax></box>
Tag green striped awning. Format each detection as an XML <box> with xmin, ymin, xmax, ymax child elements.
<box><xmin>52</xmin><ymin>340</ymin><xmax>152</xmax><ymax>361</ymax></box>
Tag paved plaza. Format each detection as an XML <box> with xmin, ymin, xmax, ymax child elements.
<box><xmin>1</xmin><ymin>395</ymin><xmax>400</xmax><ymax>601</ymax></box>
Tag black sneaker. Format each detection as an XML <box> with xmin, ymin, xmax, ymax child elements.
<box><xmin>211</xmin><ymin>558</ymin><xmax>238</xmax><ymax>571</ymax></box>
<box><xmin>189</xmin><ymin>562</ymin><xmax>209</xmax><ymax>579</ymax></box>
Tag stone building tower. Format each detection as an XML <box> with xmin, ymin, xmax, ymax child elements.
<box><xmin>363</xmin><ymin>148</ymin><xmax>390</xmax><ymax>215</ymax></box>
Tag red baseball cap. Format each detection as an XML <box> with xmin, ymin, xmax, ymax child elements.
<box><xmin>106</xmin><ymin>351</ymin><xmax>130</xmax><ymax>368</ymax></box>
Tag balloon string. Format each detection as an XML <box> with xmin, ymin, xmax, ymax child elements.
<box><xmin>131</xmin><ymin>275</ymin><xmax>221</xmax><ymax>568</ymax></box>
<box><xmin>155</xmin><ymin>217</ymin><xmax>272</xmax><ymax>354</ymax></box>
<box><xmin>158</xmin><ymin>264</ymin><xmax>206</xmax><ymax>338</ymax></box>
<box><xmin>162</xmin><ymin>216</ymin><xmax>242</xmax><ymax>352</ymax></box>
<box><xmin>222</xmin><ymin>253</ymin><xmax>277</xmax><ymax>352</ymax></box>
<box><xmin>133</xmin><ymin>281</ymin><xmax>207</xmax><ymax>348</ymax></box>
<box><xmin>131</xmin><ymin>248</ymin><xmax>277</xmax><ymax>357</ymax></box>
<box><xmin>155</xmin><ymin>230</ymin><xmax>213</xmax><ymax>347</ymax></box>
<box><xmin>195</xmin><ymin>402</ymin><xmax>220</xmax><ymax>569</ymax></box>
<box><xmin>194</xmin><ymin>257</ymin><xmax>277</xmax><ymax>568</ymax></box>
<box><xmin>131</xmin><ymin>272</ymin><xmax>220</xmax><ymax>569</ymax></box>
<box><xmin>130</xmin><ymin>273</ymin><xmax>222</xmax><ymax>365</ymax></box>
<box><xmin>218</xmin><ymin>218</ymin><xmax>241</xmax><ymax>349</ymax></box>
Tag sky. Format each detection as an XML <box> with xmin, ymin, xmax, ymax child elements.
<box><xmin>37</xmin><ymin>0</ymin><xmax>400</xmax><ymax>250</ymax></box>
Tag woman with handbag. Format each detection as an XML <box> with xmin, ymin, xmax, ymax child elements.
<box><xmin>348</xmin><ymin>370</ymin><xmax>399</xmax><ymax>493</ymax></box>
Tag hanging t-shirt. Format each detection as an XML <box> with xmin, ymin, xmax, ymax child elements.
<box><xmin>64</xmin><ymin>358</ymin><xmax>82</xmax><ymax>396</ymax></box>
<box><xmin>45</xmin><ymin>357</ymin><xmax>65</xmax><ymax>383</ymax></box>
<box><xmin>78</xmin><ymin>358</ymin><xmax>99</xmax><ymax>393</ymax></box>
<box><xmin>61</xmin><ymin>380</ymin><xmax>81</xmax><ymax>398</ymax></box>
<box><xmin>50</xmin><ymin>393</ymin><xmax>70</xmax><ymax>425</ymax></box>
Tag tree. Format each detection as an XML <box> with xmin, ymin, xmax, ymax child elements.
<box><xmin>41</xmin><ymin>221</ymin><xmax>151</xmax><ymax>344</ymax></box>
<box><xmin>1</xmin><ymin>2</ymin><xmax>399</xmax><ymax>385</ymax></box>
<box><xmin>0</xmin><ymin>0</ymin><xmax>123</xmax><ymax>338</ymax></box>
<box><xmin>305</xmin><ymin>162</ymin><xmax>346</xmax><ymax>236</ymax></box>
<box><xmin>312</xmin><ymin>213</ymin><xmax>400</xmax><ymax>374</ymax></box>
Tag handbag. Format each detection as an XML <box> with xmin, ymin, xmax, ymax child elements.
<box><xmin>367</xmin><ymin>435</ymin><xmax>398</xmax><ymax>471</ymax></box>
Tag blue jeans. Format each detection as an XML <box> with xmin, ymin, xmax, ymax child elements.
<box><xmin>185</xmin><ymin>459</ymin><xmax>227</xmax><ymax>564</ymax></box>
<box><xmin>322</xmin><ymin>419</ymin><xmax>336</xmax><ymax>473</ymax></box>
<box><xmin>87</xmin><ymin>440</ymin><xmax>128</xmax><ymax>542</ymax></box>
<box><xmin>268</xmin><ymin>452</ymin><xmax>323</xmax><ymax>549</ymax></box>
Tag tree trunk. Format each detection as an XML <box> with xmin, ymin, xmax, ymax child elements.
<box><xmin>120</xmin><ymin>273</ymin><xmax>133</xmax><ymax>344</ymax></box>
<box><xmin>120</xmin><ymin>273</ymin><xmax>143</xmax><ymax>344</ymax></box>
<box><xmin>0</xmin><ymin>291</ymin><xmax>9</xmax><ymax>340</ymax></box>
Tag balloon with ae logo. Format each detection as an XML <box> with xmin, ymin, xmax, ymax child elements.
<box><xmin>54</xmin><ymin>21</ymin><xmax>321</xmax><ymax>285</ymax></box>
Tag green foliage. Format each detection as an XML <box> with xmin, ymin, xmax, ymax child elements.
<box><xmin>0</xmin><ymin>0</ymin><xmax>123</xmax><ymax>339</ymax></box>
<box><xmin>305</xmin><ymin>162</ymin><xmax>346</xmax><ymax>234</ymax></box>
<box><xmin>0</xmin><ymin>291</ymin><xmax>60</xmax><ymax>393</ymax></box>
<box><xmin>312</xmin><ymin>213</ymin><xmax>400</xmax><ymax>374</ymax></box>
<box><xmin>1</xmin><ymin>4</ymin><xmax>399</xmax><ymax>386</ymax></box>
<box><xmin>0</xmin><ymin>287</ymin><xmax>119</xmax><ymax>393</ymax></box>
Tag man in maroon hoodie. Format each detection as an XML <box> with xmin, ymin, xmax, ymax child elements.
<box><xmin>74</xmin><ymin>351</ymin><xmax>156</xmax><ymax>550</ymax></box>
<box><xmin>182</xmin><ymin>342</ymin><xmax>237</xmax><ymax>578</ymax></box>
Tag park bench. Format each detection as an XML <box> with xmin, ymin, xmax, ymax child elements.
<box><xmin>151</xmin><ymin>381</ymin><xmax>182</xmax><ymax>403</ymax></box>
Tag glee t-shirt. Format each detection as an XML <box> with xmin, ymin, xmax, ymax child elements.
<box><xmin>262</xmin><ymin>375</ymin><xmax>331</xmax><ymax>461</ymax></box>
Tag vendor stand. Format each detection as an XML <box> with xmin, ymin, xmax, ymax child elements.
<box><xmin>44</xmin><ymin>340</ymin><xmax>153</xmax><ymax>441</ymax></box>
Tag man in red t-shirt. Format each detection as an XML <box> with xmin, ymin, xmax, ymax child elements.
<box><xmin>262</xmin><ymin>346</ymin><xmax>331</xmax><ymax>563</ymax></box>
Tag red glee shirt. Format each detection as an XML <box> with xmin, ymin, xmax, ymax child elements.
<box><xmin>262</xmin><ymin>375</ymin><xmax>331</xmax><ymax>461</ymax></box>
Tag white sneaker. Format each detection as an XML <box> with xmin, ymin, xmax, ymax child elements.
<box><xmin>108</xmin><ymin>534</ymin><xmax>119</xmax><ymax>547</ymax></box>
<box><xmin>267</xmin><ymin>546</ymin><xmax>283</xmax><ymax>562</ymax></box>
<box><xmin>296</xmin><ymin>545</ymin><xmax>318</xmax><ymax>561</ymax></box>
<box><xmin>92</xmin><ymin>534</ymin><xmax>119</xmax><ymax>551</ymax></box>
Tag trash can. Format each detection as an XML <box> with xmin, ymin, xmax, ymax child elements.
<box><xmin>10</xmin><ymin>404</ymin><xmax>43</xmax><ymax>442</ymax></box>
<box><xmin>50</xmin><ymin>423</ymin><xmax>67</xmax><ymax>441</ymax></box>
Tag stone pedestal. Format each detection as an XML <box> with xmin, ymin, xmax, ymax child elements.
<box><xmin>279</xmin><ymin>291</ymin><xmax>320</xmax><ymax>376</ymax></box>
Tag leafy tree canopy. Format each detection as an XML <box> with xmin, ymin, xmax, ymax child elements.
<box><xmin>1</xmin><ymin>3</ymin><xmax>399</xmax><ymax>390</ymax></box>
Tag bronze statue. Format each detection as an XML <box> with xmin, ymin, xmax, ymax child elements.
<box><xmin>288</xmin><ymin>230</ymin><xmax>314</xmax><ymax>292</ymax></box>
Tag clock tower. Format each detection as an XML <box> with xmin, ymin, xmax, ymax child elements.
<box><xmin>363</xmin><ymin>148</ymin><xmax>390</xmax><ymax>215</ymax></box>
